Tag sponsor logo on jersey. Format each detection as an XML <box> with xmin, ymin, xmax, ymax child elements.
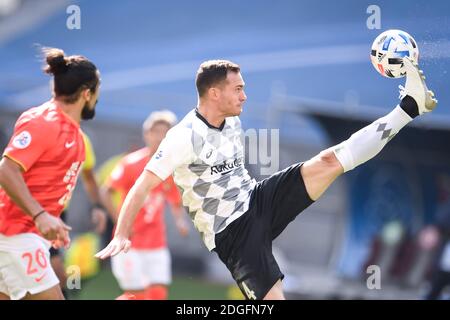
<box><xmin>210</xmin><ymin>157</ymin><xmax>243</xmax><ymax>175</ymax></box>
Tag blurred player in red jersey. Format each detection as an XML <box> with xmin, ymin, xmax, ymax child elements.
<box><xmin>0</xmin><ymin>47</ymin><xmax>100</xmax><ymax>300</ymax></box>
<box><xmin>49</xmin><ymin>132</ymin><xmax>108</xmax><ymax>299</ymax></box>
<box><xmin>101</xmin><ymin>110</ymin><xmax>189</xmax><ymax>300</ymax></box>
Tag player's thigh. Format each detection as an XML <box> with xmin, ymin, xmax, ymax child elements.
<box><xmin>144</xmin><ymin>248</ymin><xmax>172</xmax><ymax>285</ymax></box>
<box><xmin>214</xmin><ymin>213</ymin><xmax>283</xmax><ymax>300</ymax></box>
<box><xmin>50</xmin><ymin>252</ymin><xmax>67</xmax><ymax>286</ymax></box>
<box><xmin>255</xmin><ymin>163</ymin><xmax>314</xmax><ymax>240</ymax></box>
<box><xmin>22</xmin><ymin>284</ymin><xmax>64</xmax><ymax>300</ymax></box>
<box><xmin>301</xmin><ymin>148</ymin><xmax>344</xmax><ymax>201</ymax></box>
<box><xmin>233</xmin><ymin>246</ymin><xmax>282</xmax><ymax>300</ymax></box>
<box><xmin>0</xmin><ymin>267</ymin><xmax>9</xmax><ymax>299</ymax></box>
<box><xmin>0</xmin><ymin>234</ymin><xmax>60</xmax><ymax>300</ymax></box>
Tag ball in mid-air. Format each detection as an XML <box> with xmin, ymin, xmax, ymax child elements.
<box><xmin>370</xmin><ymin>29</ymin><xmax>419</xmax><ymax>78</ymax></box>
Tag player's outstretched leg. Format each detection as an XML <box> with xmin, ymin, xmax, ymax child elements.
<box><xmin>398</xmin><ymin>57</ymin><xmax>437</xmax><ymax>117</ymax></box>
<box><xmin>301</xmin><ymin>57</ymin><xmax>437</xmax><ymax>201</ymax></box>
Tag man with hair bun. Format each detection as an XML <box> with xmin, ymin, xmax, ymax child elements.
<box><xmin>0</xmin><ymin>47</ymin><xmax>101</xmax><ymax>300</ymax></box>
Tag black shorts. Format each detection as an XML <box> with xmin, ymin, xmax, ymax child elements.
<box><xmin>214</xmin><ymin>163</ymin><xmax>314</xmax><ymax>300</ymax></box>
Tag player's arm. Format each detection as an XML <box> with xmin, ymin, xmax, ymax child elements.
<box><xmin>79</xmin><ymin>133</ymin><xmax>107</xmax><ymax>234</ymax></box>
<box><xmin>169</xmin><ymin>203</ymin><xmax>189</xmax><ymax>237</ymax></box>
<box><xmin>96</xmin><ymin>126</ymin><xmax>193</xmax><ymax>259</ymax></box>
<box><xmin>81</xmin><ymin>168</ymin><xmax>107</xmax><ymax>234</ymax></box>
<box><xmin>1</xmin><ymin>117</ymin><xmax>71</xmax><ymax>246</ymax></box>
<box><xmin>100</xmin><ymin>160</ymin><xmax>127</xmax><ymax>224</ymax></box>
<box><xmin>0</xmin><ymin>157</ymin><xmax>44</xmax><ymax>218</ymax></box>
<box><xmin>80</xmin><ymin>133</ymin><xmax>101</xmax><ymax>205</ymax></box>
<box><xmin>165</xmin><ymin>178</ymin><xmax>189</xmax><ymax>237</ymax></box>
<box><xmin>116</xmin><ymin>170</ymin><xmax>162</xmax><ymax>237</ymax></box>
<box><xmin>95</xmin><ymin>169</ymin><xmax>163</xmax><ymax>259</ymax></box>
<box><xmin>100</xmin><ymin>184</ymin><xmax>120</xmax><ymax>223</ymax></box>
<box><xmin>0</xmin><ymin>157</ymin><xmax>71</xmax><ymax>244</ymax></box>
<box><xmin>81</xmin><ymin>168</ymin><xmax>102</xmax><ymax>204</ymax></box>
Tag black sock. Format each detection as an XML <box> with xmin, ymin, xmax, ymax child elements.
<box><xmin>400</xmin><ymin>95</ymin><xmax>419</xmax><ymax>119</ymax></box>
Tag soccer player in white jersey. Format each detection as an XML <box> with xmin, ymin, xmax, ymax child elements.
<box><xmin>96</xmin><ymin>58</ymin><xmax>437</xmax><ymax>300</ymax></box>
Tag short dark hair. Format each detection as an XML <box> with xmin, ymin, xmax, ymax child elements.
<box><xmin>195</xmin><ymin>60</ymin><xmax>240</xmax><ymax>97</ymax></box>
<box><xmin>42</xmin><ymin>47</ymin><xmax>99</xmax><ymax>103</ymax></box>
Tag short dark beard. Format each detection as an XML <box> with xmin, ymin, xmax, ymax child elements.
<box><xmin>81</xmin><ymin>101</ymin><xmax>96</xmax><ymax>120</ymax></box>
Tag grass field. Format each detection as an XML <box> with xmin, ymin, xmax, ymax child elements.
<box><xmin>68</xmin><ymin>268</ymin><xmax>236</xmax><ymax>300</ymax></box>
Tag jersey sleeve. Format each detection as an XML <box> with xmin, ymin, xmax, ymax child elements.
<box><xmin>106</xmin><ymin>159</ymin><xmax>130</xmax><ymax>192</ymax></box>
<box><xmin>3</xmin><ymin>115</ymin><xmax>57</xmax><ymax>171</ymax></box>
<box><xmin>82</xmin><ymin>133</ymin><xmax>96</xmax><ymax>171</ymax></box>
<box><xmin>145</xmin><ymin>126</ymin><xmax>194</xmax><ymax>180</ymax></box>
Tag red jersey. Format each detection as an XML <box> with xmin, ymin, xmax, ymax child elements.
<box><xmin>107</xmin><ymin>148</ymin><xmax>181</xmax><ymax>249</ymax></box>
<box><xmin>0</xmin><ymin>102</ymin><xmax>85</xmax><ymax>235</ymax></box>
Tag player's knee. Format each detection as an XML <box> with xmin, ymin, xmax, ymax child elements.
<box><xmin>0</xmin><ymin>292</ymin><xmax>10</xmax><ymax>300</ymax></box>
<box><xmin>302</xmin><ymin>149</ymin><xmax>344</xmax><ymax>201</ymax></box>
<box><xmin>317</xmin><ymin>149</ymin><xmax>344</xmax><ymax>176</ymax></box>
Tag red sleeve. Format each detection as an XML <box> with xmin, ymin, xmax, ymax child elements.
<box><xmin>3</xmin><ymin>115</ymin><xmax>57</xmax><ymax>171</ymax></box>
<box><xmin>106</xmin><ymin>160</ymin><xmax>132</xmax><ymax>193</ymax></box>
<box><xmin>163</xmin><ymin>176</ymin><xmax>182</xmax><ymax>206</ymax></box>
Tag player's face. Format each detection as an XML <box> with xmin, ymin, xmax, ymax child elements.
<box><xmin>144</xmin><ymin>121</ymin><xmax>171</xmax><ymax>150</ymax></box>
<box><xmin>218</xmin><ymin>72</ymin><xmax>247</xmax><ymax>116</ymax></box>
<box><xmin>81</xmin><ymin>74</ymin><xmax>101</xmax><ymax>120</ymax></box>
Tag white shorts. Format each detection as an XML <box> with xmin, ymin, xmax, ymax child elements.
<box><xmin>0</xmin><ymin>233</ymin><xmax>59</xmax><ymax>300</ymax></box>
<box><xmin>111</xmin><ymin>247</ymin><xmax>171</xmax><ymax>291</ymax></box>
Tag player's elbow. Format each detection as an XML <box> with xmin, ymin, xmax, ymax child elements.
<box><xmin>140</xmin><ymin>170</ymin><xmax>162</xmax><ymax>193</ymax></box>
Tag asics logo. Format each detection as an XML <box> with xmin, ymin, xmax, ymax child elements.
<box><xmin>65</xmin><ymin>141</ymin><xmax>75</xmax><ymax>148</ymax></box>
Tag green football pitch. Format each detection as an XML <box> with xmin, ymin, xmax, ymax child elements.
<box><xmin>68</xmin><ymin>268</ymin><xmax>240</xmax><ymax>300</ymax></box>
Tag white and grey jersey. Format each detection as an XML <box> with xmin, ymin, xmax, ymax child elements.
<box><xmin>146</xmin><ymin>109</ymin><xmax>256</xmax><ymax>251</ymax></box>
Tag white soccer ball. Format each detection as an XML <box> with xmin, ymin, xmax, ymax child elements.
<box><xmin>370</xmin><ymin>29</ymin><xmax>419</xmax><ymax>78</ymax></box>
